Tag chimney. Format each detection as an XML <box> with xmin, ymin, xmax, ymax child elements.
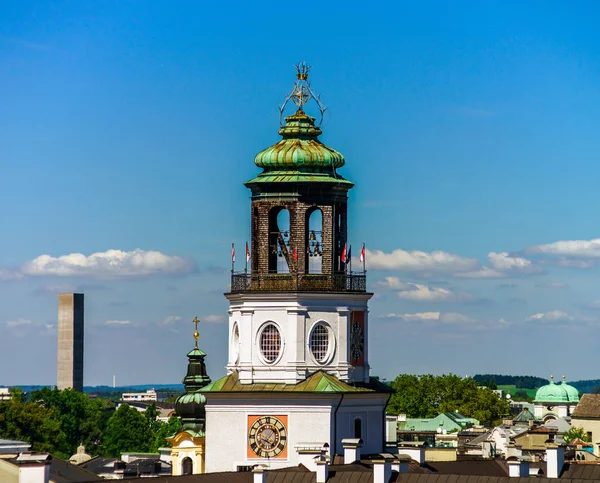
<box><xmin>341</xmin><ymin>438</ymin><xmax>363</xmax><ymax>464</ymax></box>
<box><xmin>373</xmin><ymin>459</ymin><xmax>392</xmax><ymax>483</ymax></box>
<box><xmin>315</xmin><ymin>457</ymin><xmax>329</xmax><ymax>483</ymax></box>
<box><xmin>507</xmin><ymin>459</ymin><xmax>529</xmax><ymax>477</ymax></box>
<box><xmin>252</xmin><ymin>467</ymin><xmax>267</xmax><ymax>483</ymax></box>
<box><xmin>16</xmin><ymin>453</ymin><xmax>52</xmax><ymax>483</ymax></box>
<box><xmin>397</xmin><ymin>444</ymin><xmax>425</xmax><ymax>466</ymax></box>
<box><xmin>391</xmin><ymin>455</ymin><xmax>411</xmax><ymax>473</ymax></box>
<box><xmin>546</xmin><ymin>445</ymin><xmax>565</xmax><ymax>478</ymax></box>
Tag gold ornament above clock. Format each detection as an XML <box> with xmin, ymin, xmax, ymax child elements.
<box><xmin>247</xmin><ymin>415</ymin><xmax>288</xmax><ymax>459</ymax></box>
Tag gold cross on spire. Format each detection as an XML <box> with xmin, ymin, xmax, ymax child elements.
<box><xmin>193</xmin><ymin>316</ymin><xmax>200</xmax><ymax>348</ymax></box>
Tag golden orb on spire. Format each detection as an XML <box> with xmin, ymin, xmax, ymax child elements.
<box><xmin>192</xmin><ymin>316</ymin><xmax>200</xmax><ymax>348</ymax></box>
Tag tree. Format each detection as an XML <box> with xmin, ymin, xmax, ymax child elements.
<box><xmin>0</xmin><ymin>389</ymin><xmax>62</xmax><ymax>454</ymax></box>
<box><xmin>564</xmin><ymin>426</ymin><xmax>591</xmax><ymax>443</ymax></box>
<box><xmin>153</xmin><ymin>415</ymin><xmax>182</xmax><ymax>452</ymax></box>
<box><xmin>103</xmin><ymin>404</ymin><xmax>157</xmax><ymax>457</ymax></box>
<box><xmin>388</xmin><ymin>374</ymin><xmax>510</xmax><ymax>425</ymax></box>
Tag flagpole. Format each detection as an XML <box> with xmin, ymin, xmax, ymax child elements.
<box><xmin>245</xmin><ymin>242</ymin><xmax>248</xmax><ymax>274</ymax></box>
<box><xmin>363</xmin><ymin>243</ymin><xmax>366</xmax><ymax>274</ymax></box>
<box><xmin>231</xmin><ymin>243</ymin><xmax>235</xmax><ymax>273</ymax></box>
<box><xmin>349</xmin><ymin>245</ymin><xmax>352</xmax><ymax>274</ymax></box>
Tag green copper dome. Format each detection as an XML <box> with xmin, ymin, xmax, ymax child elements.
<box><xmin>561</xmin><ymin>378</ymin><xmax>580</xmax><ymax>402</ymax></box>
<box><xmin>246</xmin><ymin>109</ymin><xmax>353</xmax><ymax>187</ymax></box>
<box><xmin>255</xmin><ymin>110</ymin><xmax>345</xmax><ymax>170</ymax></box>
<box><xmin>534</xmin><ymin>377</ymin><xmax>579</xmax><ymax>403</ymax></box>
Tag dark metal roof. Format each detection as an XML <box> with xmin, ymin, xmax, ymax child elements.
<box><xmin>48</xmin><ymin>457</ymin><xmax>103</xmax><ymax>483</ymax></box>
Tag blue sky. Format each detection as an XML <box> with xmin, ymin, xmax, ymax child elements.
<box><xmin>2</xmin><ymin>1</ymin><xmax>600</xmax><ymax>385</ymax></box>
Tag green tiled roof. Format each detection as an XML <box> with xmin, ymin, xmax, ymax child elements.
<box><xmin>398</xmin><ymin>412</ymin><xmax>479</xmax><ymax>433</ymax></box>
<box><xmin>200</xmin><ymin>370</ymin><xmax>392</xmax><ymax>394</ymax></box>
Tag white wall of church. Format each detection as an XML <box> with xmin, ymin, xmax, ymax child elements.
<box><xmin>204</xmin><ymin>398</ymin><xmax>337</xmax><ymax>473</ymax></box>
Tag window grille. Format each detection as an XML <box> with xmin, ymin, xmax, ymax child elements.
<box><xmin>260</xmin><ymin>324</ymin><xmax>281</xmax><ymax>362</ymax></box>
<box><xmin>310</xmin><ymin>324</ymin><xmax>329</xmax><ymax>363</ymax></box>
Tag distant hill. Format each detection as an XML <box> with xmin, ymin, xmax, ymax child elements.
<box><xmin>473</xmin><ymin>374</ymin><xmax>549</xmax><ymax>389</ymax></box>
<box><xmin>473</xmin><ymin>374</ymin><xmax>600</xmax><ymax>395</ymax></box>
<box><xmin>15</xmin><ymin>384</ymin><xmax>184</xmax><ymax>393</ymax></box>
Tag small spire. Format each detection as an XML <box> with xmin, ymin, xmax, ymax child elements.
<box><xmin>550</xmin><ymin>375</ymin><xmax>554</xmax><ymax>382</ymax></box>
<box><xmin>193</xmin><ymin>316</ymin><xmax>200</xmax><ymax>348</ymax></box>
<box><xmin>562</xmin><ymin>375</ymin><xmax>566</xmax><ymax>382</ymax></box>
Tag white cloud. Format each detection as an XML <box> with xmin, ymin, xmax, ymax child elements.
<box><xmin>21</xmin><ymin>248</ymin><xmax>194</xmax><ymax>278</ymax></box>
<box><xmin>104</xmin><ymin>320</ymin><xmax>133</xmax><ymax>326</ymax></box>
<box><xmin>526</xmin><ymin>238</ymin><xmax>600</xmax><ymax>258</ymax></box>
<box><xmin>377</xmin><ymin>311</ymin><xmax>473</xmax><ymax>325</ymax></box>
<box><xmin>365</xmin><ymin>248</ymin><xmax>478</xmax><ymax>273</ymax></box>
<box><xmin>204</xmin><ymin>314</ymin><xmax>226</xmax><ymax>323</ymax></box>
<box><xmin>161</xmin><ymin>315</ymin><xmax>183</xmax><ymax>325</ymax></box>
<box><xmin>395</xmin><ymin>283</ymin><xmax>476</xmax><ymax>302</ymax></box>
<box><xmin>525</xmin><ymin>310</ymin><xmax>574</xmax><ymax>323</ymax></box>
<box><xmin>375</xmin><ymin>277</ymin><xmax>411</xmax><ymax>290</ymax></box>
<box><xmin>0</xmin><ymin>268</ymin><xmax>23</xmax><ymax>282</ymax></box>
<box><xmin>536</xmin><ymin>282</ymin><xmax>568</xmax><ymax>289</ymax></box>
<box><xmin>376</xmin><ymin>276</ymin><xmax>476</xmax><ymax>302</ymax></box>
<box><xmin>454</xmin><ymin>267</ymin><xmax>506</xmax><ymax>279</ymax></box>
<box><xmin>5</xmin><ymin>318</ymin><xmax>33</xmax><ymax>327</ymax></box>
<box><xmin>379</xmin><ymin>312</ymin><xmax>440</xmax><ymax>321</ymax></box>
<box><xmin>487</xmin><ymin>252</ymin><xmax>540</xmax><ymax>274</ymax></box>
<box><xmin>587</xmin><ymin>300</ymin><xmax>600</xmax><ymax>310</ymax></box>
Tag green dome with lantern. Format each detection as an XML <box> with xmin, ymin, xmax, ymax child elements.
<box><xmin>246</xmin><ymin>62</ymin><xmax>353</xmax><ymax>188</ymax></box>
<box><xmin>534</xmin><ymin>376</ymin><xmax>579</xmax><ymax>403</ymax></box>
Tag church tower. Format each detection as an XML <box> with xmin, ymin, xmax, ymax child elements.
<box><xmin>202</xmin><ymin>64</ymin><xmax>389</xmax><ymax>472</ymax></box>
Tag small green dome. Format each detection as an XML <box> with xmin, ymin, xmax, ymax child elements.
<box><xmin>175</xmin><ymin>391</ymin><xmax>206</xmax><ymax>420</ymax></box>
<box><xmin>254</xmin><ymin>110</ymin><xmax>345</xmax><ymax>171</ymax></box>
<box><xmin>534</xmin><ymin>377</ymin><xmax>579</xmax><ymax>403</ymax></box>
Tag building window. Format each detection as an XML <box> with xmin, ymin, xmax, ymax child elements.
<box><xmin>354</xmin><ymin>418</ymin><xmax>362</xmax><ymax>439</ymax></box>
<box><xmin>181</xmin><ymin>457</ymin><xmax>193</xmax><ymax>475</ymax></box>
<box><xmin>588</xmin><ymin>431</ymin><xmax>593</xmax><ymax>442</ymax></box>
<box><xmin>260</xmin><ymin>324</ymin><xmax>281</xmax><ymax>363</ymax></box>
<box><xmin>309</xmin><ymin>324</ymin><xmax>330</xmax><ymax>363</ymax></box>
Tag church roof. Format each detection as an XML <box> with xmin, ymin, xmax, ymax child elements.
<box><xmin>200</xmin><ymin>371</ymin><xmax>392</xmax><ymax>394</ymax></box>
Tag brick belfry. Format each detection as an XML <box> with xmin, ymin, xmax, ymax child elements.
<box><xmin>57</xmin><ymin>293</ymin><xmax>84</xmax><ymax>391</ymax></box>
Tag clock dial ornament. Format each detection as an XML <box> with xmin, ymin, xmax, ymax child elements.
<box><xmin>248</xmin><ymin>416</ymin><xmax>287</xmax><ymax>458</ymax></box>
<box><xmin>350</xmin><ymin>320</ymin><xmax>364</xmax><ymax>362</ymax></box>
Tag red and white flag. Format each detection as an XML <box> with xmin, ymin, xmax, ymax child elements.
<box><xmin>231</xmin><ymin>243</ymin><xmax>235</xmax><ymax>263</ymax></box>
<box><xmin>341</xmin><ymin>243</ymin><xmax>347</xmax><ymax>263</ymax></box>
<box><xmin>359</xmin><ymin>244</ymin><xmax>365</xmax><ymax>263</ymax></box>
<box><xmin>245</xmin><ymin>242</ymin><xmax>250</xmax><ymax>263</ymax></box>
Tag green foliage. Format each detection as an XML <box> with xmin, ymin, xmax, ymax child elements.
<box><xmin>31</xmin><ymin>387</ymin><xmax>111</xmax><ymax>458</ymax></box>
<box><xmin>388</xmin><ymin>374</ymin><xmax>510</xmax><ymax>425</ymax></box>
<box><xmin>153</xmin><ymin>415</ymin><xmax>182</xmax><ymax>452</ymax></box>
<box><xmin>0</xmin><ymin>390</ymin><xmax>62</xmax><ymax>455</ymax></box>
<box><xmin>564</xmin><ymin>426</ymin><xmax>591</xmax><ymax>443</ymax></box>
<box><xmin>103</xmin><ymin>404</ymin><xmax>155</xmax><ymax>456</ymax></box>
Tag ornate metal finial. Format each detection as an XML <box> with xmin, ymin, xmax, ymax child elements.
<box><xmin>550</xmin><ymin>375</ymin><xmax>554</xmax><ymax>382</ymax></box>
<box><xmin>193</xmin><ymin>316</ymin><xmax>200</xmax><ymax>348</ymax></box>
<box><xmin>562</xmin><ymin>375</ymin><xmax>566</xmax><ymax>381</ymax></box>
<box><xmin>279</xmin><ymin>61</ymin><xmax>327</xmax><ymax>126</ymax></box>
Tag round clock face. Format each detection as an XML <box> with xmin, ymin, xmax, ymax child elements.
<box><xmin>248</xmin><ymin>416</ymin><xmax>287</xmax><ymax>458</ymax></box>
<box><xmin>350</xmin><ymin>321</ymin><xmax>364</xmax><ymax>362</ymax></box>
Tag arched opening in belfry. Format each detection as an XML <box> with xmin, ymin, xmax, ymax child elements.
<box><xmin>268</xmin><ymin>207</ymin><xmax>290</xmax><ymax>273</ymax></box>
<box><xmin>306</xmin><ymin>208</ymin><xmax>323</xmax><ymax>274</ymax></box>
<box><xmin>181</xmin><ymin>457</ymin><xmax>193</xmax><ymax>475</ymax></box>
